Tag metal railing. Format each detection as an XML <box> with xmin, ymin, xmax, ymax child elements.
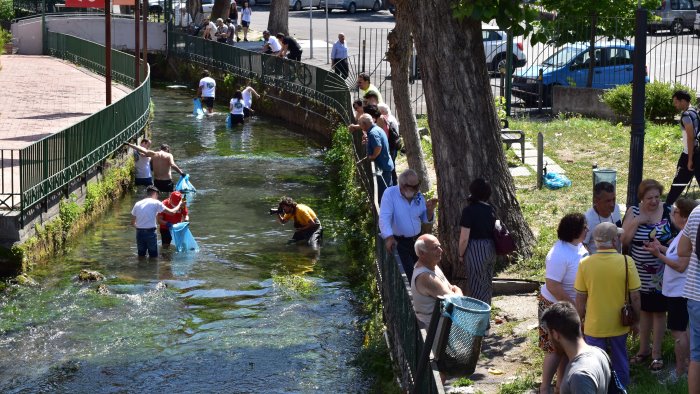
<box><xmin>0</xmin><ymin>32</ymin><xmax>150</xmax><ymax>217</ymax></box>
<box><xmin>168</xmin><ymin>30</ymin><xmax>353</xmax><ymax>124</ymax></box>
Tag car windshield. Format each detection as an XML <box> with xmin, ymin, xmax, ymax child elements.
<box><xmin>541</xmin><ymin>47</ymin><xmax>581</xmax><ymax>67</ymax></box>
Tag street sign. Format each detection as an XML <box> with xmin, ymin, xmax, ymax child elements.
<box><xmin>65</xmin><ymin>0</ymin><xmax>105</xmax><ymax>7</ymax></box>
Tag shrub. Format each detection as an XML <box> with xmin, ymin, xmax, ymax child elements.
<box><xmin>0</xmin><ymin>0</ymin><xmax>13</xmax><ymax>22</ymax></box>
<box><xmin>602</xmin><ymin>81</ymin><xmax>697</xmax><ymax>123</ymax></box>
<box><xmin>0</xmin><ymin>28</ymin><xmax>10</xmax><ymax>55</ymax></box>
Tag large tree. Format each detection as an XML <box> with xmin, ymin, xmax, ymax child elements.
<box><xmin>393</xmin><ymin>0</ymin><xmax>538</xmax><ymax>282</ymax></box>
<box><xmin>267</xmin><ymin>0</ymin><xmax>289</xmax><ymax>35</ymax></box>
<box><xmin>386</xmin><ymin>6</ymin><xmax>431</xmax><ymax>193</ymax></box>
<box><xmin>211</xmin><ymin>0</ymin><xmax>231</xmax><ymax>20</ymax></box>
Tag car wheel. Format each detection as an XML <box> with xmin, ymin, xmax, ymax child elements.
<box><xmin>672</xmin><ymin>19</ymin><xmax>684</xmax><ymax>35</ymax></box>
<box><xmin>371</xmin><ymin>0</ymin><xmax>380</xmax><ymax>11</ymax></box>
<box><xmin>696</xmin><ymin>29</ymin><xmax>700</xmax><ymax>38</ymax></box>
<box><xmin>347</xmin><ymin>2</ymin><xmax>356</xmax><ymax>13</ymax></box>
<box><xmin>293</xmin><ymin>0</ymin><xmax>302</xmax><ymax>11</ymax></box>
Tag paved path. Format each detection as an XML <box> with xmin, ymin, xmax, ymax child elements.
<box><xmin>0</xmin><ymin>55</ymin><xmax>130</xmax><ymax>210</ymax></box>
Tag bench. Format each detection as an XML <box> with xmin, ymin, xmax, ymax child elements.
<box><xmin>500</xmin><ymin>119</ymin><xmax>525</xmax><ymax>163</ymax></box>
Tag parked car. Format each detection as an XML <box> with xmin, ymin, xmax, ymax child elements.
<box><xmin>695</xmin><ymin>7</ymin><xmax>700</xmax><ymax>36</ymax></box>
<box><xmin>512</xmin><ymin>42</ymin><xmax>646</xmax><ymax>106</ymax></box>
<box><xmin>482</xmin><ymin>25</ymin><xmax>527</xmax><ymax>73</ymax></box>
<box><xmin>319</xmin><ymin>0</ymin><xmax>381</xmax><ymax>14</ymax></box>
<box><xmin>290</xmin><ymin>0</ymin><xmax>321</xmax><ymax>11</ymax></box>
<box><xmin>648</xmin><ymin>0</ymin><xmax>700</xmax><ymax>35</ymax></box>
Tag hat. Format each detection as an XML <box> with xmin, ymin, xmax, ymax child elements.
<box><xmin>263</xmin><ymin>30</ymin><xmax>270</xmax><ymax>35</ymax></box>
<box><xmin>169</xmin><ymin>191</ymin><xmax>182</xmax><ymax>205</ymax></box>
<box><xmin>592</xmin><ymin>222</ymin><xmax>623</xmax><ymax>243</ymax></box>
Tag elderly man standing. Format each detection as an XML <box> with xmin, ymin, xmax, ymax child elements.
<box><xmin>574</xmin><ymin>222</ymin><xmax>641</xmax><ymax>388</ymax></box>
<box><xmin>583</xmin><ymin>181</ymin><xmax>622</xmax><ymax>254</ymax></box>
<box><xmin>358</xmin><ymin>114</ymin><xmax>393</xmax><ymax>203</ymax></box>
<box><xmin>411</xmin><ymin>234</ymin><xmax>463</xmax><ymax>329</ymax></box>
<box><xmin>331</xmin><ymin>33</ymin><xmax>349</xmax><ymax>79</ymax></box>
<box><xmin>380</xmin><ymin>169</ymin><xmax>437</xmax><ymax>280</ymax></box>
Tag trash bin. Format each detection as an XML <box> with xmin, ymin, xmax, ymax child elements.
<box><xmin>593</xmin><ymin>168</ymin><xmax>616</xmax><ymax>200</ymax></box>
<box><xmin>439</xmin><ymin>296</ymin><xmax>491</xmax><ymax>375</ymax></box>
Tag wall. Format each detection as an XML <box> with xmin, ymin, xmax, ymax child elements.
<box><xmin>12</xmin><ymin>16</ymin><xmax>166</xmax><ymax>55</ymax></box>
<box><xmin>552</xmin><ymin>86</ymin><xmax>621</xmax><ymax>122</ymax></box>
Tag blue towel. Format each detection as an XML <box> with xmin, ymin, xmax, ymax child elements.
<box><xmin>544</xmin><ymin>172</ymin><xmax>572</xmax><ymax>190</ymax></box>
<box><xmin>193</xmin><ymin>98</ymin><xmax>205</xmax><ymax>118</ymax></box>
<box><xmin>170</xmin><ymin>222</ymin><xmax>199</xmax><ymax>253</ymax></box>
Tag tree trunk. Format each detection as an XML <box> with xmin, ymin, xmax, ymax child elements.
<box><xmin>267</xmin><ymin>0</ymin><xmax>289</xmax><ymax>35</ymax></box>
<box><xmin>187</xmin><ymin>0</ymin><xmax>203</xmax><ymax>25</ymax></box>
<box><xmin>408</xmin><ymin>3</ymin><xmax>535</xmax><ymax>282</ymax></box>
<box><xmin>211</xmin><ymin>0</ymin><xmax>231</xmax><ymax>20</ymax></box>
<box><xmin>586</xmin><ymin>13</ymin><xmax>598</xmax><ymax>88</ymax></box>
<box><xmin>386</xmin><ymin>3</ymin><xmax>431</xmax><ymax>193</ymax></box>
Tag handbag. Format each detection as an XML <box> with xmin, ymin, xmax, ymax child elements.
<box><xmin>620</xmin><ymin>256</ymin><xmax>635</xmax><ymax>327</ymax></box>
<box><xmin>493</xmin><ymin>219</ymin><xmax>516</xmax><ymax>256</ymax></box>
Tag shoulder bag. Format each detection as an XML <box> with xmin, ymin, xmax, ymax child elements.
<box><xmin>620</xmin><ymin>256</ymin><xmax>635</xmax><ymax>326</ymax></box>
<box><xmin>493</xmin><ymin>219</ymin><xmax>516</xmax><ymax>256</ymax></box>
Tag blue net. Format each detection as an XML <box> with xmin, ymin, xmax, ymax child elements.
<box><xmin>440</xmin><ymin>296</ymin><xmax>491</xmax><ymax>375</ymax></box>
<box><xmin>170</xmin><ymin>222</ymin><xmax>199</xmax><ymax>253</ymax></box>
<box><xmin>193</xmin><ymin>98</ymin><xmax>205</xmax><ymax>118</ymax></box>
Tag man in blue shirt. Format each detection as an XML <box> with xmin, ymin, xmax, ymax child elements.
<box><xmin>379</xmin><ymin>169</ymin><xmax>438</xmax><ymax>280</ymax></box>
<box><xmin>331</xmin><ymin>33</ymin><xmax>349</xmax><ymax>79</ymax></box>
<box><xmin>359</xmin><ymin>114</ymin><xmax>394</xmax><ymax>204</ymax></box>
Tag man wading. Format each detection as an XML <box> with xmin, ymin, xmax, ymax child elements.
<box><xmin>275</xmin><ymin>196</ymin><xmax>322</xmax><ymax>248</ymax></box>
<box><xmin>125</xmin><ymin>142</ymin><xmax>186</xmax><ymax>193</ymax></box>
<box><xmin>131</xmin><ymin>186</ymin><xmax>184</xmax><ymax>258</ymax></box>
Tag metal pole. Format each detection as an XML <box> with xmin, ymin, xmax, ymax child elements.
<box><xmin>627</xmin><ymin>6</ymin><xmax>648</xmax><ymax>207</ymax></box>
<box><xmin>505</xmin><ymin>28</ymin><xmax>514</xmax><ymax>116</ymax></box>
<box><xmin>361</xmin><ymin>39</ymin><xmax>366</xmax><ymax>73</ymax></box>
<box><xmin>105</xmin><ymin>0</ymin><xmax>112</xmax><ymax>105</ymax></box>
<box><xmin>325</xmin><ymin>1</ymin><xmax>329</xmax><ymax>64</ymax></box>
<box><xmin>537</xmin><ymin>68</ymin><xmax>543</xmax><ymax>113</ymax></box>
<box><xmin>143</xmin><ymin>0</ymin><xmax>148</xmax><ymax>77</ymax></box>
<box><xmin>41</xmin><ymin>0</ymin><xmax>46</xmax><ymax>55</ymax></box>
<box><xmin>537</xmin><ymin>132</ymin><xmax>544</xmax><ymax>189</ymax></box>
<box><xmin>135</xmin><ymin>1</ymin><xmax>140</xmax><ymax>86</ymax></box>
<box><xmin>309</xmin><ymin>0</ymin><xmax>313</xmax><ymax>58</ymax></box>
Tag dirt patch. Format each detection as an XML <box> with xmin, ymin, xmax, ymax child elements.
<box><xmin>444</xmin><ymin>293</ymin><xmax>540</xmax><ymax>394</ymax></box>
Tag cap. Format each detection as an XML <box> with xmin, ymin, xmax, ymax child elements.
<box><xmin>592</xmin><ymin>222</ymin><xmax>623</xmax><ymax>243</ymax></box>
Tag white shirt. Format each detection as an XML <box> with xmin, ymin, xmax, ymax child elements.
<box><xmin>583</xmin><ymin>205</ymin><xmax>622</xmax><ymax>254</ymax></box>
<box><xmin>266</xmin><ymin>36</ymin><xmax>282</xmax><ymax>52</ymax></box>
<box><xmin>331</xmin><ymin>40</ymin><xmax>348</xmax><ymax>60</ymax></box>
<box><xmin>230</xmin><ymin>98</ymin><xmax>245</xmax><ymax>115</ymax></box>
<box><xmin>663</xmin><ymin>233</ymin><xmax>686</xmax><ymax>297</ymax></box>
<box><xmin>199</xmin><ymin>77</ymin><xmax>216</xmax><ymax>98</ymax></box>
<box><xmin>242</xmin><ymin>88</ymin><xmax>253</xmax><ymax>108</ymax></box>
<box><xmin>540</xmin><ymin>240</ymin><xmax>588</xmax><ymax>303</ymax></box>
<box><xmin>684</xmin><ymin>206</ymin><xmax>700</xmax><ymax>300</ymax></box>
<box><xmin>379</xmin><ymin>186</ymin><xmax>432</xmax><ymax>239</ymax></box>
<box><xmin>133</xmin><ymin>151</ymin><xmax>151</xmax><ymax>179</ymax></box>
<box><xmin>241</xmin><ymin>7</ymin><xmax>251</xmax><ymax>22</ymax></box>
<box><xmin>131</xmin><ymin>198</ymin><xmax>165</xmax><ymax>229</ymax></box>
<box><xmin>411</xmin><ymin>265</ymin><xmax>450</xmax><ymax>329</ymax></box>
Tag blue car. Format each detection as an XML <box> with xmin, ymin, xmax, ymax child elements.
<box><xmin>512</xmin><ymin>42</ymin><xmax>644</xmax><ymax>106</ymax></box>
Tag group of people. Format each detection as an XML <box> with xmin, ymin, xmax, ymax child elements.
<box><xmin>196</xmin><ymin>1</ymin><xmax>252</xmax><ymax>43</ymax></box>
<box><xmin>536</xmin><ymin>177</ymin><xmax>700</xmax><ymax>393</ymax></box>
<box><xmin>261</xmin><ymin>30</ymin><xmax>303</xmax><ymax>61</ymax></box>
<box><xmin>196</xmin><ymin>70</ymin><xmax>261</xmax><ymax>126</ymax></box>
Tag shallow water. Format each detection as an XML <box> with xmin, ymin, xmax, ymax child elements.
<box><xmin>0</xmin><ymin>88</ymin><xmax>369</xmax><ymax>393</ymax></box>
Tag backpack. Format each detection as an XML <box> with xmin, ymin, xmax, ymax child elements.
<box><xmin>388</xmin><ymin>122</ymin><xmax>403</xmax><ymax>152</ymax></box>
<box><xmin>685</xmin><ymin>107</ymin><xmax>700</xmax><ymax>145</ymax></box>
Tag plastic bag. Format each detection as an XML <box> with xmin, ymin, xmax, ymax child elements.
<box><xmin>544</xmin><ymin>172</ymin><xmax>572</xmax><ymax>190</ymax></box>
<box><xmin>170</xmin><ymin>222</ymin><xmax>199</xmax><ymax>253</ymax></box>
<box><xmin>225</xmin><ymin>114</ymin><xmax>232</xmax><ymax>128</ymax></box>
<box><xmin>175</xmin><ymin>174</ymin><xmax>196</xmax><ymax>193</ymax></box>
<box><xmin>193</xmin><ymin>98</ymin><xmax>205</xmax><ymax>118</ymax></box>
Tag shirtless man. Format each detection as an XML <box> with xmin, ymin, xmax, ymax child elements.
<box><xmin>125</xmin><ymin>142</ymin><xmax>185</xmax><ymax>193</ymax></box>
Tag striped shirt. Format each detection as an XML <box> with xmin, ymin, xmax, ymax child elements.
<box><xmin>683</xmin><ymin>206</ymin><xmax>700</xmax><ymax>301</ymax></box>
<box><xmin>628</xmin><ymin>205</ymin><xmax>674</xmax><ymax>293</ymax></box>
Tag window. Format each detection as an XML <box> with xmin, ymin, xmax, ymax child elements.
<box><xmin>570</xmin><ymin>48</ymin><xmax>603</xmax><ymax>70</ymax></box>
<box><xmin>482</xmin><ymin>30</ymin><xmax>502</xmax><ymax>42</ymax></box>
<box><xmin>679</xmin><ymin>0</ymin><xmax>693</xmax><ymax>9</ymax></box>
<box><xmin>605</xmin><ymin>48</ymin><xmax>633</xmax><ymax>66</ymax></box>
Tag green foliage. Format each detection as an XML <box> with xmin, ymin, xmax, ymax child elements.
<box><xmin>271</xmin><ymin>273</ymin><xmax>320</xmax><ymax>298</ymax></box>
<box><xmin>0</xmin><ymin>28</ymin><xmax>11</xmax><ymax>55</ymax></box>
<box><xmin>453</xmin><ymin>377</ymin><xmax>474</xmax><ymax>387</ymax></box>
<box><xmin>494</xmin><ymin>96</ymin><xmax>506</xmax><ymax>120</ymax></box>
<box><xmin>58</xmin><ymin>194</ymin><xmax>83</xmax><ymax>233</ymax></box>
<box><xmin>602</xmin><ymin>81</ymin><xmax>697</xmax><ymax>123</ymax></box>
<box><xmin>451</xmin><ymin>0</ymin><xmax>539</xmax><ymax>38</ymax></box>
<box><xmin>0</xmin><ymin>0</ymin><xmax>14</xmax><ymax>22</ymax></box>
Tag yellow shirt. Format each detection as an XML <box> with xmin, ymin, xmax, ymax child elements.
<box><xmin>359</xmin><ymin>84</ymin><xmax>383</xmax><ymax>103</ymax></box>
<box><xmin>574</xmin><ymin>249</ymin><xmax>641</xmax><ymax>338</ymax></box>
<box><xmin>283</xmin><ymin>204</ymin><xmax>318</xmax><ymax>227</ymax></box>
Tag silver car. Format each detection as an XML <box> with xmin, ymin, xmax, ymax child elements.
<box><xmin>695</xmin><ymin>7</ymin><xmax>700</xmax><ymax>36</ymax></box>
<box><xmin>649</xmin><ymin>0</ymin><xmax>700</xmax><ymax>35</ymax></box>
<box><xmin>482</xmin><ymin>26</ymin><xmax>527</xmax><ymax>73</ymax></box>
<box><xmin>318</xmin><ymin>0</ymin><xmax>381</xmax><ymax>14</ymax></box>
<box><xmin>290</xmin><ymin>0</ymin><xmax>321</xmax><ymax>11</ymax></box>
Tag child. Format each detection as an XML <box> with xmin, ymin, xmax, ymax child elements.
<box><xmin>229</xmin><ymin>91</ymin><xmax>245</xmax><ymax>126</ymax></box>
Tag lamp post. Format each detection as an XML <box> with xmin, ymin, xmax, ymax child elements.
<box><xmin>309</xmin><ymin>0</ymin><xmax>313</xmax><ymax>58</ymax></box>
<box><xmin>105</xmin><ymin>0</ymin><xmax>112</xmax><ymax>105</ymax></box>
<box><xmin>626</xmin><ymin>2</ymin><xmax>647</xmax><ymax>207</ymax></box>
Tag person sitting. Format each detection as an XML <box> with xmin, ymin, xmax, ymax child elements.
<box><xmin>276</xmin><ymin>196</ymin><xmax>322</xmax><ymax>248</ymax></box>
<box><xmin>261</xmin><ymin>30</ymin><xmax>282</xmax><ymax>55</ymax></box>
<box><xmin>411</xmin><ymin>234</ymin><xmax>463</xmax><ymax>330</ymax></box>
<box><xmin>157</xmin><ymin>191</ymin><xmax>189</xmax><ymax>247</ymax></box>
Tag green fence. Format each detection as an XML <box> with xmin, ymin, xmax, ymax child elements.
<box><xmin>168</xmin><ymin>31</ymin><xmax>353</xmax><ymax>124</ymax></box>
<box><xmin>15</xmin><ymin>32</ymin><xmax>150</xmax><ymax>218</ymax></box>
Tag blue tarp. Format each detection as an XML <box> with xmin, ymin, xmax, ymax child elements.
<box><xmin>170</xmin><ymin>222</ymin><xmax>199</xmax><ymax>253</ymax></box>
<box><xmin>175</xmin><ymin>174</ymin><xmax>196</xmax><ymax>193</ymax></box>
<box><xmin>193</xmin><ymin>98</ymin><xmax>205</xmax><ymax>118</ymax></box>
<box><xmin>544</xmin><ymin>172</ymin><xmax>572</xmax><ymax>190</ymax></box>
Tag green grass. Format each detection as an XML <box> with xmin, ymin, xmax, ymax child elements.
<box><xmin>453</xmin><ymin>377</ymin><xmax>474</xmax><ymax>387</ymax></box>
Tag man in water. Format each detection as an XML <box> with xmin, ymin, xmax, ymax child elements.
<box><xmin>132</xmin><ymin>138</ymin><xmax>153</xmax><ymax>186</ymax></box>
<box><xmin>276</xmin><ymin>196</ymin><xmax>322</xmax><ymax>247</ymax></box>
<box><xmin>197</xmin><ymin>70</ymin><xmax>216</xmax><ymax>114</ymax></box>
<box><xmin>131</xmin><ymin>186</ymin><xmax>184</xmax><ymax>258</ymax></box>
<box><xmin>125</xmin><ymin>142</ymin><xmax>186</xmax><ymax>193</ymax></box>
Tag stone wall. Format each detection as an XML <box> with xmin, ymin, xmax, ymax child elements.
<box><xmin>552</xmin><ymin>86</ymin><xmax>622</xmax><ymax>122</ymax></box>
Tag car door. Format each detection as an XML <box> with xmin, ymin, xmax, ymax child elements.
<box><xmin>482</xmin><ymin>30</ymin><xmax>503</xmax><ymax>64</ymax></box>
<box><xmin>596</xmin><ymin>47</ymin><xmax>634</xmax><ymax>88</ymax></box>
<box><xmin>567</xmin><ymin>47</ymin><xmax>602</xmax><ymax>87</ymax></box>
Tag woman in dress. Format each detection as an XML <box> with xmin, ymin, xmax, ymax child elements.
<box><xmin>458</xmin><ymin>178</ymin><xmax>497</xmax><ymax>305</ymax></box>
<box><xmin>240</xmin><ymin>1</ymin><xmax>252</xmax><ymax>42</ymax></box>
<box><xmin>621</xmin><ymin>179</ymin><xmax>676</xmax><ymax>372</ymax></box>
<box><xmin>537</xmin><ymin>213</ymin><xmax>589</xmax><ymax>394</ymax></box>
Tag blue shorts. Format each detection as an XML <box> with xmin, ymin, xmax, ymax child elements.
<box><xmin>688</xmin><ymin>299</ymin><xmax>700</xmax><ymax>361</ymax></box>
<box><xmin>241</xmin><ymin>20</ymin><xmax>250</xmax><ymax>27</ymax></box>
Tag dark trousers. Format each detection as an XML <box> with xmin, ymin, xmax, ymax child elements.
<box><xmin>292</xmin><ymin>225</ymin><xmax>323</xmax><ymax>248</ymax></box>
<box><xmin>287</xmin><ymin>51</ymin><xmax>302</xmax><ymax>62</ymax></box>
<box><xmin>332</xmin><ymin>58</ymin><xmax>349</xmax><ymax>79</ymax></box>
<box><xmin>136</xmin><ymin>228</ymin><xmax>158</xmax><ymax>257</ymax></box>
<box><xmin>395</xmin><ymin>235</ymin><xmax>418</xmax><ymax>281</ymax></box>
<box><xmin>154</xmin><ymin>179</ymin><xmax>174</xmax><ymax>193</ymax></box>
<box><xmin>160</xmin><ymin>227</ymin><xmax>172</xmax><ymax>245</ymax></box>
<box><xmin>376</xmin><ymin>170</ymin><xmax>392</xmax><ymax>205</ymax></box>
<box><xmin>584</xmin><ymin>334</ymin><xmax>630</xmax><ymax>388</ymax></box>
<box><xmin>667</xmin><ymin>151</ymin><xmax>700</xmax><ymax>204</ymax></box>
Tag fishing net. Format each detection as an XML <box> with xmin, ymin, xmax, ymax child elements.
<box><xmin>170</xmin><ymin>222</ymin><xmax>199</xmax><ymax>253</ymax></box>
<box><xmin>439</xmin><ymin>296</ymin><xmax>491</xmax><ymax>375</ymax></box>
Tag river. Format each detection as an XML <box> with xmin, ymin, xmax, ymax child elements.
<box><xmin>0</xmin><ymin>87</ymin><xmax>370</xmax><ymax>393</ymax></box>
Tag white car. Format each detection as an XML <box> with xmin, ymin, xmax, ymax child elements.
<box><xmin>482</xmin><ymin>25</ymin><xmax>527</xmax><ymax>73</ymax></box>
<box><xmin>290</xmin><ymin>0</ymin><xmax>321</xmax><ymax>11</ymax></box>
<box><xmin>695</xmin><ymin>8</ymin><xmax>700</xmax><ymax>36</ymax></box>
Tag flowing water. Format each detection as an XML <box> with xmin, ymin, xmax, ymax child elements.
<box><xmin>0</xmin><ymin>88</ymin><xmax>370</xmax><ymax>393</ymax></box>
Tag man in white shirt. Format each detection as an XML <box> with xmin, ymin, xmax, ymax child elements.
<box><xmin>132</xmin><ymin>138</ymin><xmax>152</xmax><ymax>186</ymax></box>
<box><xmin>583</xmin><ymin>181</ymin><xmax>622</xmax><ymax>254</ymax></box>
<box><xmin>202</xmin><ymin>18</ymin><xmax>217</xmax><ymax>40</ymax></box>
<box><xmin>131</xmin><ymin>186</ymin><xmax>183</xmax><ymax>258</ymax></box>
<box><xmin>197</xmin><ymin>70</ymin><xmax>216</xmax><ymax>114</ymax></box>
<box><xmin>261</xmin><ymin>30</ymin><xmax>282</xmax><ymax>55</ymax></box>
<box><xmin>241</xmin><ymin>86</ymin><xmax>260</xmax><ymax>118</ymax></box>
<box><xmin>331</xmin><ymin>33</ymin><xmax>349</xmax><ymax>79</ymax></box>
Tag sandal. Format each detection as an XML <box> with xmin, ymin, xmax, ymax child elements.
<box><xmin>650</xmin><ymin>359</ymin><xmax>664</xmax><ymax>372</ymax></box>
<box><xmin>630</xmin><ymin>353</ymin><xmax>651</xmax><ymax>365</ymax></box>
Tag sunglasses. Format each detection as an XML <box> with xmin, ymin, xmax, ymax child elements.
<box><xmin>404</xmin><ymin>182</ymin><xmax>420</xmax><ymax>191</ymax></box>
